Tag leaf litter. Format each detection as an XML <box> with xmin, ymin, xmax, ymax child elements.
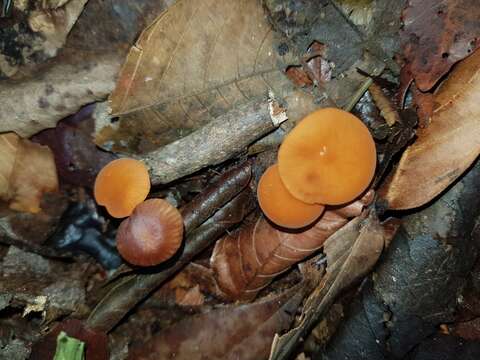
<box><xmin>3</xmin><ymin>0</ymin><xmax>480</xmax><ymax>359</ymax></box>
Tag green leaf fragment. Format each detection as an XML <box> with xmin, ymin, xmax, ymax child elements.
<box><xmin>53</xmin><ymin>331</ymin><xmax>85</xmax><ymax>360</ymax></box>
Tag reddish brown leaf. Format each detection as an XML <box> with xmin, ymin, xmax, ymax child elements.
<box><xmin>380</xmin><ymin>49</ymin><xmax>480</xmax><ymax>210</ymax></box>
<box><xmin>400</xmin><ymin>0</ymin><xmax>480</xmax><ymax>93</ymax></box>
<box><xmin>127</xmin><ymin>284</ymin><xmax>306</xmax><ymax>360</ymax></box>
<box><xmin>211</xmin><ymin>191</ymin><xmax>373</xmax><ymax>301</ymax></box>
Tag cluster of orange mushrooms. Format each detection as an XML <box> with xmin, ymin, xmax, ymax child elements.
<box><xmin>94</xmin><ymin>158</ymin><xmax>183</xmax><ymax>266</ymax></box>
<box><xmin>93</xmin><ymin>108</ymin><xmax>376</xmax><ymax>266</ymax></box>
<box><xmin>257</xmin><ymin>108</ymin><xmax>377</xmax><ymax>229</ymax></box>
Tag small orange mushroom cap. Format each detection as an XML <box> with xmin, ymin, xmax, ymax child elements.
<box><xmin>257</xmin><ymin>164</ymin><xmax>325</xmax><ymax>229</ymax></box>
<box><xmin>278</xmin><ymin>108</ymin><xmax>376</xmax><ymax>205</ymax></box>
<box><xmin>94</xmin><ymin>158</ymin><xmax>151</xmax><ymax>218</ymax></box>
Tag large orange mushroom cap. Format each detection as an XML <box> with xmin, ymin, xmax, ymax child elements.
<box><xmin>257</xmin><ymin>164</ymin><xmax>325</xmax><ymax>229</ymax></box>
<box><xmin>94</xmin><ymin>158</ymin><xmax>151</xmax><ymax>218</ymax></box>
<box><xmin>278</xmin><ymin>108</ymin><xmax>376</xmax><ymax>205</ymax></box>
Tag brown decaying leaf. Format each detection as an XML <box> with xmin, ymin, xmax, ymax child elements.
<box><xmin>127</xmin><ymin>284</ymin><xmax>307</xmax><ymax>360</ymax></box>
<box><xmin>211</xmin><ymin>191</ymin><xmax>374</xmax><ymax>301</ymax></box>
<box><xmin>104</xmin><ymin>0</ymin><xmax>293</xmax><ymax>151</ymax></box>
<box><xmin>269</xmin><ymin>211</ymin><xmax>389</xmax><ymax>360</ymax></box>
<box><xmin>400</xmin><ymin>0</ymin><xmax>480</xmax><ymax>93</ymax></box>
<box><xmin>380</xmin><ymin>49</ymin><xmax>480</xmax><ymax>210</ymax></box>
<box><xmin>0</xmin><ymin>133</ymin><xmax>58</xmax><ymax>213</ymax></box>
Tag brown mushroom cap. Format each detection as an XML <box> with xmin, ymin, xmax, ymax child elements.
<box><xmin>94</xmin><ymin>158</ymin><xmax>150</xmax><ymax>218</ymax></box>
<box><xmin>116</xmin><ymin>199</ymin><xmax>184</xmax><ymax>266</ymax></box>
<box><xmin>278</xmin><ymin>108</ymin><xmax>376</xmax><ymax>205</ymax></box>
<box><xmin>257</xmin><ymin>164</ymin><xmax>325</xmax><ymax>229</ymax></box>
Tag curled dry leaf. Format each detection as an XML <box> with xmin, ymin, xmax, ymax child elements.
<box><xmin>380</xmin><ymin>49</ymin><xmax>480</xmax><ymax>210</ymax></box>
<box><xmin>0</xmin><ymin>133</ymin><xmax>58</xmax><ymax>213</ymax></box>
<box><xmin>269</xmin><ymin>211</ymin><xmax>389</xmax><ymax>360</ymax></box>
<box><xmin>127</xmin><ymin>284</ymin><xmax>307</xmax><ymax>360</ymax></box>
<box><xmin>400</xmin><ymin>0</ymin><xmax>480</xmax><ymax>93</ymax></box>
<box><xmin>211</xmin><ymin>191</ymin><xmax>374</xmax><ymax>301</ymax></box>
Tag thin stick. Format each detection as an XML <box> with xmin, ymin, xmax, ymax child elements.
<box><xmin>140</xmin><ymin>99</ymin><xmax>287</xmax><ymax>185</ymax></box>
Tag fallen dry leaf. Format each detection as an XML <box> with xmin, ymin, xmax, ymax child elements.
<box><xmin>380</xmin><ymin>49</ymin><xmax>480</xmax><ymax>210</ymax></box>
<box><xmin>400</xmin><ymin>0</ymin><xmax>480</xmax><ymax>93</ymax></box>
<box><xmin>211</xmin><ymin>192</ymin><xmax>373</xmax><ymax>301</ymax></box>
<box><xmin>127</xmin><ymin>284</ymin><xmax>307</xmax><ymax>360</ymax></box>
<box><xmin>102</xmin><ymin>0</ymin><xmax>295</xmax><ymax>152</ymax></box>
<box><xmin>269</xmin><ymin>211</ymin><xmax>388</xmax><ymax>360</ymax></box>
<box><xmin>0</xmin><ymin>133</ymin><xmax>58</xmax><ymax>213</ymax></box>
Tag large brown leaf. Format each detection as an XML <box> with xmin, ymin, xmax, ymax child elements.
<box><xmin>127</xmin><ymin>284</ymin><xmax>307</xmax><ymax>360</ymax></box>
<box><xmin>269</xmin><ymin>211</ymin><xmax>389</xmax><ymax>360</ymax></box>
<box><xmin>211</xmin><ymin>192</ymin><xmax>373</xmax><ymax>301</ymax></box>
<box><xmin>0</xmin><ymin>133</ymin><xmax>58</xmax><ymax>213</ymax></box>
<box><xmin>100</xmin><ymin>0</ymin><xmax>296</xmax><ymax>152</ymax></box>
<box><xmin>400</xmin><ymin>0</ymin><xmax>480</xmax><ymax>92</ymax></box>
<box><xmin>380</xmin><ymin>49</ymin><xmax>480</xmax><ymax>210</ymax></box>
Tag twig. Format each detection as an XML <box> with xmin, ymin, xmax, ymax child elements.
<box><xmin>343</xmin><ymin>77</ymin><xmax>373</xmax><ymax>112</ymax></box>
<box><xmin>139</xmin><ymin>99</ymin><xmax>286</xmax><ymax>185</ymax></box>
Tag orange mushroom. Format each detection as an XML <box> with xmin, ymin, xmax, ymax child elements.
<box><xmin>278</xmin><ymin>108</ymin><xmax>376</xmax><ymax>205</ymax></box>
<box><xmin>116</xmin><ymin>199</ymin><xmax>184</xmax><ymax>266</ymax></box>
<box><xmin>257</xmin><ymin>164</ymin><xmax>325</xmax><ymax>229</ymax></box>
<box><xmin>94</xmin><ymin>158</ymin><xmax>151</xmax><ymax>218</ymax></box>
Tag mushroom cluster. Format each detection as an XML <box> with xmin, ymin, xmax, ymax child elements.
<box><xmin>258</xmin><ymin>108</ymin><xmax>376</xmax><ymax>229</ymax></box>
<box><xmin>94</xmin><ymin>158</ymin><xmax>184</xmax><ymax>266</ymax></box>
